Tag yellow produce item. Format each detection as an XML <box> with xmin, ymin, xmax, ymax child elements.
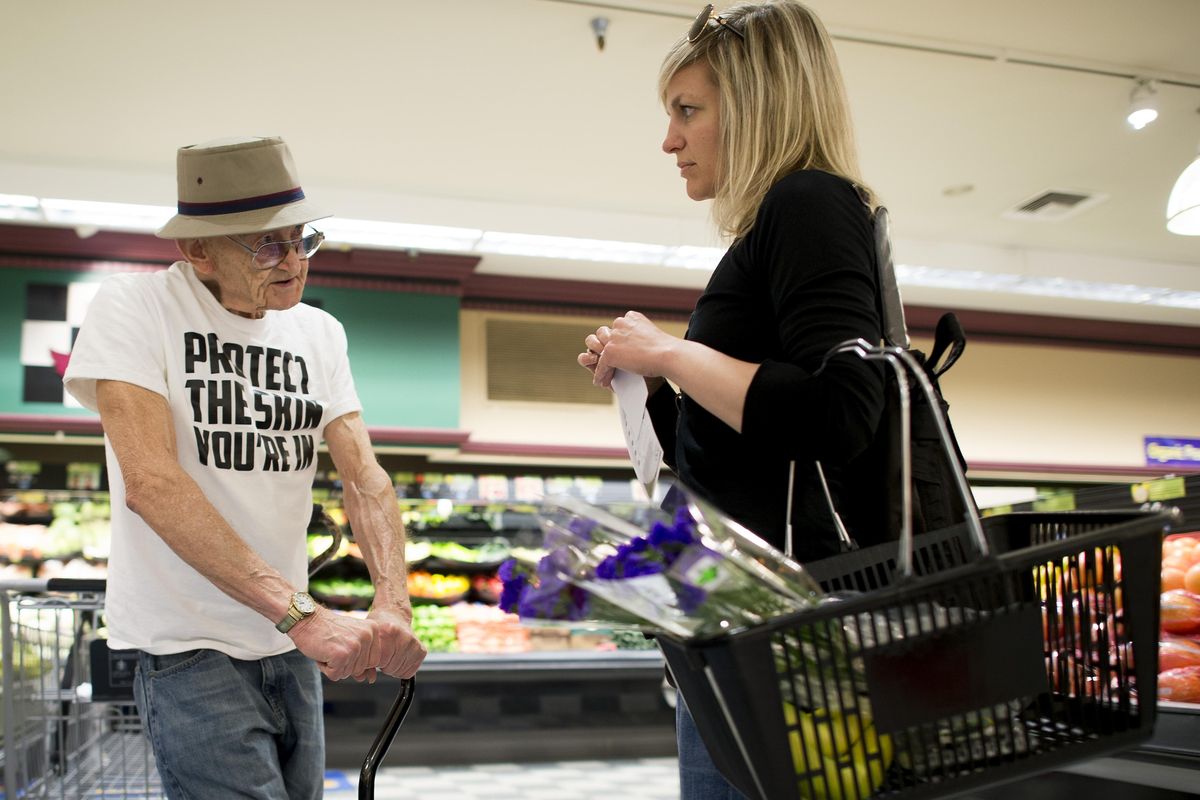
<box><xmin>785</xmin><ymin>702</ymin><xmax>893</xmax><ymax>800</ymax></box>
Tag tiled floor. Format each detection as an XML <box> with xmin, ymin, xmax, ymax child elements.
<box><xmin>324</xmin><ymin>757</ymin><xmax>680</xmax><ymax>799</ymax></box>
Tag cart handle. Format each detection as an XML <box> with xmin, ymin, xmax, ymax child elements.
<box><xmin>819</xmin><ymin>339</ymin><xmax>988</xmax><ymax>578</ymax></box>
<box><xmin>358</xmin><ymin>677</ymin><xmax>416</xmax><ymax>799</ymax></box>
<box><xmin>0</xmin><ymin>577</ymin><xmax>108</xmax><ymax>594</ymax></box>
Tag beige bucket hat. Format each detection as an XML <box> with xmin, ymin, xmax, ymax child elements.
<box><xmin>156</xmin><ymin>136</ymin><xmax>330</xmax><ymax>239</ymax></box>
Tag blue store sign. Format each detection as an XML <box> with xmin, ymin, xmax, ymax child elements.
<box><xmin>1145</xmin><ymin>436</ymin><xmax>1200</xmax><ymax>468</ymax></box>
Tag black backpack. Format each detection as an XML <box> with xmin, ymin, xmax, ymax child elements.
<box><xmin>864</xmin><ymin>205</ymin><xmax>977</xmax><ymax>546</ymax></box>
<box><xmin>815</xmin><ymin>203</ymin><xmax>978</xmax><ymax>551</ymax></box>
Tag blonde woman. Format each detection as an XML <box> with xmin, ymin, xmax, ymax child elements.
<box><xmin>579</xmin><ymin>2</ymin><xmax>886</xmax><ymax>795</ymax></box>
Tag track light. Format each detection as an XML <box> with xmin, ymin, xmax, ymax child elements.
<box><xmin>1126</xmin><ymin>79</ymin><xmax>1159</xmax><ymax>131</ymax></box>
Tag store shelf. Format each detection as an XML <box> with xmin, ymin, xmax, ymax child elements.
<box><xmin>416</xmin><ymin>649</ymin><xmax>664</xmax><ymax>681</ymax></box>
<box><xmin>1137</xmin><ymin>701</ymin><xmax>1200</xmax><ymax>763</ymax></box>
<box><xmin>1049</xmin><ymin>686</ymin><xmax>1200</xmax><ymax>796</ymax></box>
<box><xmin>322</xmin><ymin>649</ymin><xmax>675</xmax><ymax>768</ymax></box>
<box><xmin>995</xmin><ymin>473</ymin><xmax>1199</xmax><ymax>526</ymax></box>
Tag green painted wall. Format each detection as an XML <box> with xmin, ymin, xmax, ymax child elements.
<box><xmin>0</xmin><ymin>267</ymin><xmax>460</xmax><ymax>429</ymax></box>
<box><xmin>302</xmin><ymin>284</ymin><xmax>460</xmax><ymax>429</ymax></box>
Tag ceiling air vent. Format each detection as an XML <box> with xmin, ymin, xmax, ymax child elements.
<box><xmin>1004</xmin><ymin>189</ymin><xmax>1108</xmax><ymax>221</ymax></box>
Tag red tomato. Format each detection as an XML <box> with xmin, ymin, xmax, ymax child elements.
<box><xmin>1161</xmin><ymin>590</ymin><xmax>1200</xmax><ymax>635</ymax></box>
<box><xmin>1160</xmin><ymin>638</ymin><xmax>1200</xmax><ymax>671</ymax></box>
<box><xmin>1158</xmin><ymin>666</ymin><xmax>1200</xmax><ymax>704</ymax></box>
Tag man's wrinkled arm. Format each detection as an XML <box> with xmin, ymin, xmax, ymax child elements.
<box><xmin>96</xmin><ymin>379</ymin><xmax>295</xmax><ymax>624</ymax></box>
<box><xmin>324</xmin><ymin>412</ymin><xmax>411</xmax><ymax>619</ymax></box>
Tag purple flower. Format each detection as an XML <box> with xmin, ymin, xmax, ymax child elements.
<box><xmin>675</xmin><ymin>582</ymin><xmax>707</xmax><ymax>614</ymax></box>
<box><xmin>537</xmin><ymin>549</ymin><xmax>575</xmax><ymax>579</ymax></box>
<box><xmin>568</xmin><ymin>517</ymin><xmax>598</xmax><ymax>540</ymax></box>
<box><xmin>498</xmin><ymin>558</ymin><xmax>520</xmax><ymax>583</ymax></box>
<box><xmin>498</xmin><ymin>572</ymin><xmax>528</xmax><ymax>613</ymax></box>
<box><xmin>498</xmin><ymin>558</ymin><xmax>531</xmax><ymax>613</ymax></box>
<box><xmin>517</xmin><ymin>572</ymin><xmax>591</xmax><ymax>621</ymax></box>
<box><xmin>595</xmin><ymin>556</ymin><xmax>618</xmax><ymax>579</ymax></box>
<box><xmin>595</xmin><ymin>536</ymin><xmax>667</xmax><ymax>579</ymax></box>
<box><xmin>642</xmin><ymin>509</ymin><xmax>698</xmax><ymax>568</ymax></box>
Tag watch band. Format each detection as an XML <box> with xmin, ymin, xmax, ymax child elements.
<box><xmin>275</xmin><ymin>606</ymin><xmax>304</xmax><ymax>634</ymax></box>
<box><xmin>275</xmin><ymin>592</ymin><xmax>316</xmax><ymax>634</ymax></box>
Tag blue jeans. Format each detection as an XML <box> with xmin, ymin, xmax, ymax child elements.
<box><xmin>677</xmin><ymin>694</ymin><xmax>748</xmax><ymax>800</ymax></box>
<box><xmin>134</xmin><ymin>649</ymin><xmax>324</xmax><ymax>800</ymax></box>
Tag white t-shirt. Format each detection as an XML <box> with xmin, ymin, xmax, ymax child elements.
<box><xmin>64</xmin><ymin>261</ymin><xmax>362</xmax><ymax>659</ymax></box>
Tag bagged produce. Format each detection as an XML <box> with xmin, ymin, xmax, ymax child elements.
<box><xmin>1157</xmin><ymin>666</ymin><xmax>1200</xmax><ymax>704</ymax></box>
<box><xmin>1160</xmin><ymin>589</ymin><xmax>1200</xmax><ymax>635</ymax></box>
<box><xmin>1159</xmin><ymin>637</ymin><xmax>1200</xmax><ymax>671</ymax></box>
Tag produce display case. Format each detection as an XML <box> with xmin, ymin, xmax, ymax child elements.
<box><xmin>0</xmin><ymin>464</ymin><xmax>681</xmax><ymax>767</ymax></box>
<box><xmin>993</xmin><ymin>475</ymin><xmax>1200</xmax><ymax>796</ymax></box>
<box><xmin>5</xmin><ymin>445</ymin><xmax>1198</xmax><ymax>778</ymax></box>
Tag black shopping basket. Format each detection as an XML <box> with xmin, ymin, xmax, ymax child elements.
<box><xmin>658</xmin><ymin>342</ymin><xmax>1179</xmax><ymax>800</ymax></box>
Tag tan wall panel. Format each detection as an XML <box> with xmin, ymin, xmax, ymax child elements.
<box><xmin>924</xmin><ymin>337</ymin><xmax>1200</xmax><ymax>468</ymax></box>
<box><xmin>460</xmin><ymin>309</ymin><xmax>687</xmax><ymax>447</ymax></box>
<box><xmin>462</xmin><ymin>309</ymin><xmax>1200</xmax><ymax>468</ymax></box>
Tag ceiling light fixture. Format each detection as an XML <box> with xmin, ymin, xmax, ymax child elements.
<box><xmin>1167</xmin><ymin>112</ymin><xmax>1200</xmax><ymax>235</ymax></box>
<box><xmin>320</xmin><ymin>218</ymin><xmax>483</xmax><ymax>253</ymax></box>
<box><xmin>38</xmin><ymin>198</ymin><xmax>173</xmax><ymax>232</ymax></box>
<box><xmin>1126</xmin><ymin>79</ymin><xmax>1159</xmax><ymax>130</ymax></box>
<box><xmin>0</xmin><ymin>193</ymin><xmax>39</xmax><ymax>222</ymax></box>
<box><xmin>895</xmin><ymin>264</ymin><xmax>1200</xmax><ymax>309</ymax></box>
<box><xmin>4</xmin><ymin>193</ymin><xmax>1198</xmax><ymax>305</ymax></box>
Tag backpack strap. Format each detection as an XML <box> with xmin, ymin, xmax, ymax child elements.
<box><xmin>851</xmin><ymin>183</ymin><xmax>909</xmax><ymax>349</ymax></box>
<box><xmin>872</xmin><ymin>206</ymin><xmax>910</xmax><ymax>349</ymax></box>
<box><xmin>855</xmin><ymin>182</ymin><xmax>965</xmax><ymax>375</ymax></box>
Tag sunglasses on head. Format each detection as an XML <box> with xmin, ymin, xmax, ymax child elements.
<box><xmin>688</xmin><ymin>3</ymin><xmax>745</xmax><ymax>43</ymax></box>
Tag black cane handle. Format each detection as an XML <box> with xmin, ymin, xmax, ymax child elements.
<box><xmin>358</xmin><ymin>677</ymin><xmax>416</xmax><ymax>799</ymax></box>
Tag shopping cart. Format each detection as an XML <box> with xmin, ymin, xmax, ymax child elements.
<box><xmin>1</xmin><ymin>576</ymin><xmax>155</xmax><ymax>799</ymax></box>
<box><xmin>658</xmin><ymin>342</ymin><xmax>1180</xmax><ymax>800</ymax></box>
<box><xmin>0</xmin><ymin>505</ymin><xmax>416</xmax><ymax>799</ymax></box>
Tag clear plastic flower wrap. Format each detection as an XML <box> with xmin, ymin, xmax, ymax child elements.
<box><xmin>497</xmin><ymin>487</ymin><xmax>824</xmax><ymax>639</ymax></box>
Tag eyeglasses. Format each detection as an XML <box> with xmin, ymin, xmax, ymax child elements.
<box><xmin>226</xmin><ymin>228</ymin><xmax>325</xmax><ymax>270</ymax></box>
<box><xmin>688</xmin><ymin>3</ymin><xmax>744</xmax><ymax>43</ymax></box>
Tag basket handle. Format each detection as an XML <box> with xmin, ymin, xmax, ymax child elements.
<box><xmin>820</xmin><ymin>339</ymin><xmax>988</xmax><ymax>577</ymax></box>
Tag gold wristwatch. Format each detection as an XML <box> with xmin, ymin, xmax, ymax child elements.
<box><xmin>275</xmin><ymin>591</ymin><xmax>318</xmax><ymax>634</ymax></box>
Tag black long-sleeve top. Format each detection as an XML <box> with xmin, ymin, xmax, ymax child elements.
<box><xmin>647</xmin><ymin>170</ymin><xmax>886</xmax><ymax>561</ymax></box>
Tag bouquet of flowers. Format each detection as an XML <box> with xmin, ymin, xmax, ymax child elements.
<box><xmin>498</xmin><ymin>487</ymin><xmax>823</xmax><ymax>639</ymax></box>
<box><xmin>498</xmin><ymin>485</ymin><xmax>911</xmax><ymax>797</ymax></box>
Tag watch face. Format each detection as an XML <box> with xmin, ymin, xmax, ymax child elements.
<box><xmin>294</xmin><ymin>593</ymin><xmax>317</xmax><ymax>614</ymax></box>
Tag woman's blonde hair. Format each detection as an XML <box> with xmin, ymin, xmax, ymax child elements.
<box><xmin>659</xmin><ymin>0</ymin><xmax>874</xmax><ymax>239</ymax></box>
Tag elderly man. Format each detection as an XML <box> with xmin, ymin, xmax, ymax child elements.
<box><xmin>64</xmin><ymin>136</ymin><xmax>426</xmax><ymax>799</ymax></box>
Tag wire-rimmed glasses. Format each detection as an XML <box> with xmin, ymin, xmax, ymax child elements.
<box><xmin>226</xmin><ymin>228</ymin><xmax>325</xmax><ymax>270</ymax></box>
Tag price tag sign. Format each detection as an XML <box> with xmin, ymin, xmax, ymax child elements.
<box><xmin>1145</xmin><ymin>436</ymin><xmax>1200</xmax><ymax>468</ymax></box>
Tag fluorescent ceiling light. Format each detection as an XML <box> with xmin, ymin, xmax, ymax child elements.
<box><xmin>663</xmin><ymin>245</ymin><xmax>724</xmax><ymax>270</ymax></box>
<box><xmin>38</xmin><ymin>198</ymin><xmax>173</xmax><ymax>232</ymax></box>
<box><xmin>0</xmin><ymin>193</ymin><xmax>40</xmax><ymax>222</ymax></box>
<box><xmin>321</xmin><ymin>218</ymin><xmax>483</xmax><ymax>253</ymax></box>
<box><xmin>477</xmin><ymin>231</ymin><xmax>670</xmax><ymax>265</ymax></box>
<box><xmin>895</xmin><ymin>264</ymin><xmax>1200</xmax><ymax>309</ymax></box>
<box><xmin>2</xmin><ymin>193</ymin><xmax>1197</xmax><ymax>309</ymax></box>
